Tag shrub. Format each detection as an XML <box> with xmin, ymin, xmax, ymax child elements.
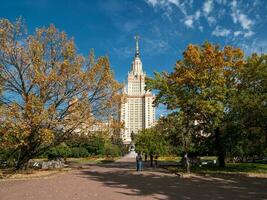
<box><xmin>104</xmin><ymin>143</ymin><xmax>121</xmax><ymax>157</ymax></box>
<box><xmin>46</xmin><ymin>143</ymin><xmax>72</xmax><ymax>159</ymax></box>
<box><xmin>71</xmin><ymin>147</ymin><xmax>89</xmax><ymax>158</ymax></box>
<box><xmin>82</xmin><ymin>136</ymin><xmax>105</xmax><ymax>155</ymax></box>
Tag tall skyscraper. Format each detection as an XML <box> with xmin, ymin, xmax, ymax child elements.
<box><xmin>120</xmin><ymin>36</ymin><xmax>156</xmax><ymax>144</ymax></box>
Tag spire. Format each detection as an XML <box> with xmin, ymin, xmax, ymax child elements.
<box><xmin>134</xmin><ymin>35</ymin><xmax>140</xmax><ymax>57</ymax></box>
<box><xmin>130</xmin><ymin>35</ymin><xmax>143</xmax><ymax>75</ymax></box>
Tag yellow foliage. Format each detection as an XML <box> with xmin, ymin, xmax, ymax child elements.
<box><xmin>0</xmin><ymin>18</ymin><xmax>122</xmax><ymax>165</ymax></box>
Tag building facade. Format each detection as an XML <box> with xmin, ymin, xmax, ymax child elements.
<box><xmin>120</xmin><ymin>36</ymin><xmax>156</xmax><ymax>144</ymax></box>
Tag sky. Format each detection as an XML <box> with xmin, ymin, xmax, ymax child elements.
<box><xmin>1</xmin><ymin>0</ymin><xmax>267</xmax><ymax>116</ymax></box>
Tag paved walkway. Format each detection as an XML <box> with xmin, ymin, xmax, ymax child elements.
<box><xmin>0</xmin><ymin>156</ymin><xmax>267</xmax><ymax>200</ymax></box>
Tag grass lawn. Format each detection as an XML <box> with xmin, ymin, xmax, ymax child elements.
<box><xmin>167</xmin><ymin>163</ymin><xmax>267</xmax><ymax>175</ymax></box>
<box><xmin>205</xmin><ymin>163</ymin><xmax>267</xmax><ymax>174</ymax></box>
<box><xmin>158</xmin><ymin>156</ymin><xmax>181</xmax><ymax>162</ymax></box>
<box><xmin>158</xmin><ymin>156</ymin><xmax>267</xmax><ymax>175</ymax></box>
<box><xmin>67</xmin><ymin>156</ymin><xmax>118</xmax><ymax>165</ymax></box>
<box><xmin>158</xmin><ymin>156</ymin><xmax>217</xmax><ymax>162</ymax></box>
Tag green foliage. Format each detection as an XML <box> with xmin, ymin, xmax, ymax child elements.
<box><xmin>84</xmin><ymin>136</ymin><xmax>106</xmax><ymax>155</ymax></box>
<box><xmin>111</xmin><ymin>135</ymin><xmax>128</xmax><ymax>155</ymax></box>
<box><xmin>71</xmin><ymin>147</ymin><xmax>89</xmax><ymax>158</ymax></box>
<box><xmin>46</xmin><ymin>143</ymin><xmax>72</xmax><ymax>159</ymax></box>
<box><xmin>167</xmin><ymin>163</ymin><xmax>267</xmax><ymax>174</ymax></box>
<box><xmin>156</xmin><ymin>113</ymin><xmax>196</xmax><ymax>155</ymax></box>
<box><xmin>146</xmin><ymin>42</ymin><xmax>246</xmax><ymax>168</ymax></box>
<box><xmin>135</xmin><ymin>128</ymin><xmax>169</xmax><ymax>156</ymax></box>
<box><xmin>147</xmin><ymin>43</ymin><xmax>267</xmax><ymax>166</ymax></box>
<box><xmin>104</xmin><ymin>143</ymin><xmax>121</xmax><ymax>157</ymax></box>
<box><xmin>222</xmin><ymin>54</ymin><xmax>267</xmax><ymax>159</ymax></box>
<box><xmin>66</xmin><ymin>134</ymin><xmax>124</xmax><ymax>157</ymax></box>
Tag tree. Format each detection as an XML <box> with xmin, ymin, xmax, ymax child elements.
<box><xmin>156</xmin><ymin>112</ymin><xmax>199</xmax><ymax>173</ymax></box>
<box><xmin>146</xmin><ymin>42</ymin><xmax>244</xmax><ymax>167</ymax></box>
<box><xmin>223</xmin><ymin>53</ymin><xmax>267</xmax><ymax>160</ymax></box>
<box><xmin>135</xmin><ymin>128</ymin><xmax>169</xmax><ymax>167</ymax></box>
<box><xmin>0</xmin><ymin>18</ymin><xmax>122</xmax><ymax>169</ymax></box>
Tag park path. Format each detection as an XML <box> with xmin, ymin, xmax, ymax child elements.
<box><xmin>0</xmin><ymin>155</ymin><xmax>267</xmax><ymax>200</ymax></box>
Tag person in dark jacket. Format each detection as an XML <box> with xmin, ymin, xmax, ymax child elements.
<box><xmin>136</xmin><ymin>153</ymin><xmax>143</xmax><ymax>171</ymax></box>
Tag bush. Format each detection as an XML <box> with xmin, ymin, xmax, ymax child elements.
<box><xmin>46</xmin><ymin>143</ymin><xmax>72</xmax><ymax>159</ymax></box>
<box><xmin>104</xmin><ymin>143</ymin><xmax>121</xmax><ymax>157</ymax></box>
<box><xmin>84</xmin><ymin>136</ymin><xmax>105</xmax><ymax>155</ymax></box>
<box><xmin>71</xmin><ymin>147</ymin><xmax>89</xmax><ymax>158</ymax></box>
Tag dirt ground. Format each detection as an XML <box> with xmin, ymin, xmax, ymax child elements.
<box><xmin>0</xmin><ymin>156</ymin><xmax>267</xmax><ymax>200</ymax></box>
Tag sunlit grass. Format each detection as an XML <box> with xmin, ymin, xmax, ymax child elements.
<box><xmin>67</xmin><ymin>156</ymin><xmax>119</xmax><ymax>164</ymax></box>
<box><xmin>167</xmin><ymin>163</ymin><xmax>267</xmax><ymax>174</ymax></box>
<box><xmin>158</xmin><ymin>156</ymin><xmax>181</xmax><ymax>162</ymax></box>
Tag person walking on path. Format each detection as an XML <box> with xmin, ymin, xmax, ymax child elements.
<box><xmin>136</xmin><ymin>153</ymin><xmax>143</xmax><ymax>171</ymax></box>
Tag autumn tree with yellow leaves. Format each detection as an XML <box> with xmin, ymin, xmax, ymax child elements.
<box><xmin>0</xmin><ymin>18</ymin><xmax>122</xmax><ymax>169</ymax></box>
<box><xmin>146</xmin><ymin>42</ymin><xmax>244</xmax><ymax>168</ymax></box>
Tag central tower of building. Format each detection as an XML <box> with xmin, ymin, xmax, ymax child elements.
<box><xmin>120</xmin><ymin>36</ymin><xmax>156</xmax><ymax>144</ymax></box>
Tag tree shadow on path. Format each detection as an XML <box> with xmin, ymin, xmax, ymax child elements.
<box><xmin>77</xmin><ymin>160</ymin><xmax>267</xmax><ymax>200</ymax></box>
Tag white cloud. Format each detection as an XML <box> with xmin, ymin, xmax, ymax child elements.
<box><xmin>145</xmin><ymin>0</ymin><xmax>187</xmax><ymax>14</ymax></box>
<box><xmin>238</xmin><ymin>13</ymin><xmax>253</xmax><ymax>30</ymax></box>
<box><xmin>238</xmin><ymin>39</ymin><xmax>267</xmax><ymax>55</ymax></box>
<box><xmin>145</xmin><ymin>0</ymin><xmax>161</xmax><ymax>7</ymax></box>
<box><xmin>212</xmin><ymin>26</ymin><xmax>231</xmax><ymax>37</ymax></box>
<box><xmin>142</xmin><ymin>37</ymin><xmax>171</xmax><ymax>54</ymax></box>
<box><xmin>195</xmin><ymin>10</ymin><xmax>201</xmax><ymax>19</ymax></box>
<box><xmin>184</xmin><ymin>10</ymin><xmax>201</xmax><ymax>28</ymax></box>
<box><xmin>202</xmin><ymin>0</ymin><xmax>216</xmax><ymax>26</ymax></box>
<box><xmin>231</xmin><ymin>0</ymin><xmax>253</xmax><ymax>30</ymax></box>
<box><xmin>203</xmin><ymin>0</ymin><xmax>213</xmax><ymax>15</ymax></box>
<box><xmin>207</xmin><ymin>16</ymin><xmax>216</xmax><ymax>25</ymax></box>
<box><xmin>233</xmin><ymin>30</ymin><xmax>254</xmax><ymax>38</ymax></box>
<box><xmin>234</xmin><ymin>31</ymin><xmax>242</xmax><ymax>36</ymax></box>
<box><xmin>184</xmin><ymin>17</ymin><xmax>194</xmax><ymax>28</ymax></box>
<box><xmin>244</xmin><ymin>30</ymin><xmax>254</xmax><ymax>38</ymax></box>
<box><xmin>144</xmin><ymin>0</ymin><xmax>259</xmax><ymax>40</ymax></box>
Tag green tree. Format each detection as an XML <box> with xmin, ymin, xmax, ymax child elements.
<box><xmin>147</xmin><ymin>42</ymin><xmax>244</xmax><ymax>167</ymax></box>
<box><xmin>224</xmin><ymin>53</ymin><xmax>267</xmax><ymax>160</ymax></box>
<box><xmin>157</xmin><ymin>113</ymin><xmax>198</xmax><ymax>172</ymax></box>
<box><xmin>135</xmin><ymin>128</ymin><xmax>169</xmax><ymax>167</ymax></box>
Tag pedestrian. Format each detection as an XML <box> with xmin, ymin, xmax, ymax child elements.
<box><xmin>145</xmin><ymin>154</ymin><xmax>148</xmax><ymax>162</ymax></box>
<box><xmin>155</xmin><ymin>155</ymin><xmax>159</xmax><ymax>167</ymax></box>
<box><xmin>136</xmin><ymin>152</ymin><xmax>143</xmax><ymax>171</ymax></box>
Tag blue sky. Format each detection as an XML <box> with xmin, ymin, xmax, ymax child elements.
<box><xmin>1</xmin><ymin>0</ymin><xmax>267</xmax><ymax>115</ymax></box>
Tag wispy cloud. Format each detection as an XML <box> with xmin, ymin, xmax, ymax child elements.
<box><xmin>202</xmin><ymin>0</ymin><xmax>217</xmax><ymax>26</ymax></box>
<box><xmin>234</xmin><ymin>31</ymin><xmax>242</xmax><ymax>37</ymax></box>
<box><xmin>231</xmin><ymin>1</ymin><xmax>253</xmax><ymax>30</ymax></box>
<box><xmin>142</xmin><ymin>37</ymin><xmax>171</xmax><ymax>55</ymax></box>
<box><xmin>184</xmin><ymin>10</ymin><xmax>201</xmax><ymax>28</ymax></box>
<box><xmin>112</xmin><ymin>36</ymin><xmax>171</xmax><ymax>59</ymax></box>
<box><xmin>144</xmin><ymin>0</ymin><xmax>262</xmax><ymax>40</ymax></box>
<box><xmin>203</xmin><ymin>0</ymin><xmax>213</xmax><ymax>15</ymax></box>
<box><xmin>212</xmin><ymin>26</ymin><xmax>231</xmax><ymax>37</ymax></box>
<box><xmin>144</xmin><ymin>0</ymin><xmax>192</xmax><ymax>16</ymax></box>
<box><xmin>238</xmin><ymin>38</ymin><xmax>267</xmax><ymax>55</ymax></box>
<box><xmin>143</xmin><ymin>0</ymin><xmax>266</xmax><ymax>56</ymax></box>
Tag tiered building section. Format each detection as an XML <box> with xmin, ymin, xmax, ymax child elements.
<box><xmin>120</xmin><ymin>36</ymin><xmax>156</xmax><ymax>144</ymax></box>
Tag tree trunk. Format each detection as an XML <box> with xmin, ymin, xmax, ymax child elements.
<box><xmin>150</xmin><ymin>154</ymin><xmax>153</xmax><ymax>167</ymax></box>
<box><xmin>16</xmin><ymin>155</ymin><xmax>31</xmax><ymax>170</ymax></box>
<box><xmin>184</xmin><ymin>152</ymin><xmax>190</xmax><ymax>173</ymax></box>
<box><xmin>214</xmin><ymin>127</ymin><xmax>225</xmax><ymax>167</ymax></box>
<box><xmin>15</xmin><ymin>146</ymin><xmax>34</xmax><ymax>170</ymax></box>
